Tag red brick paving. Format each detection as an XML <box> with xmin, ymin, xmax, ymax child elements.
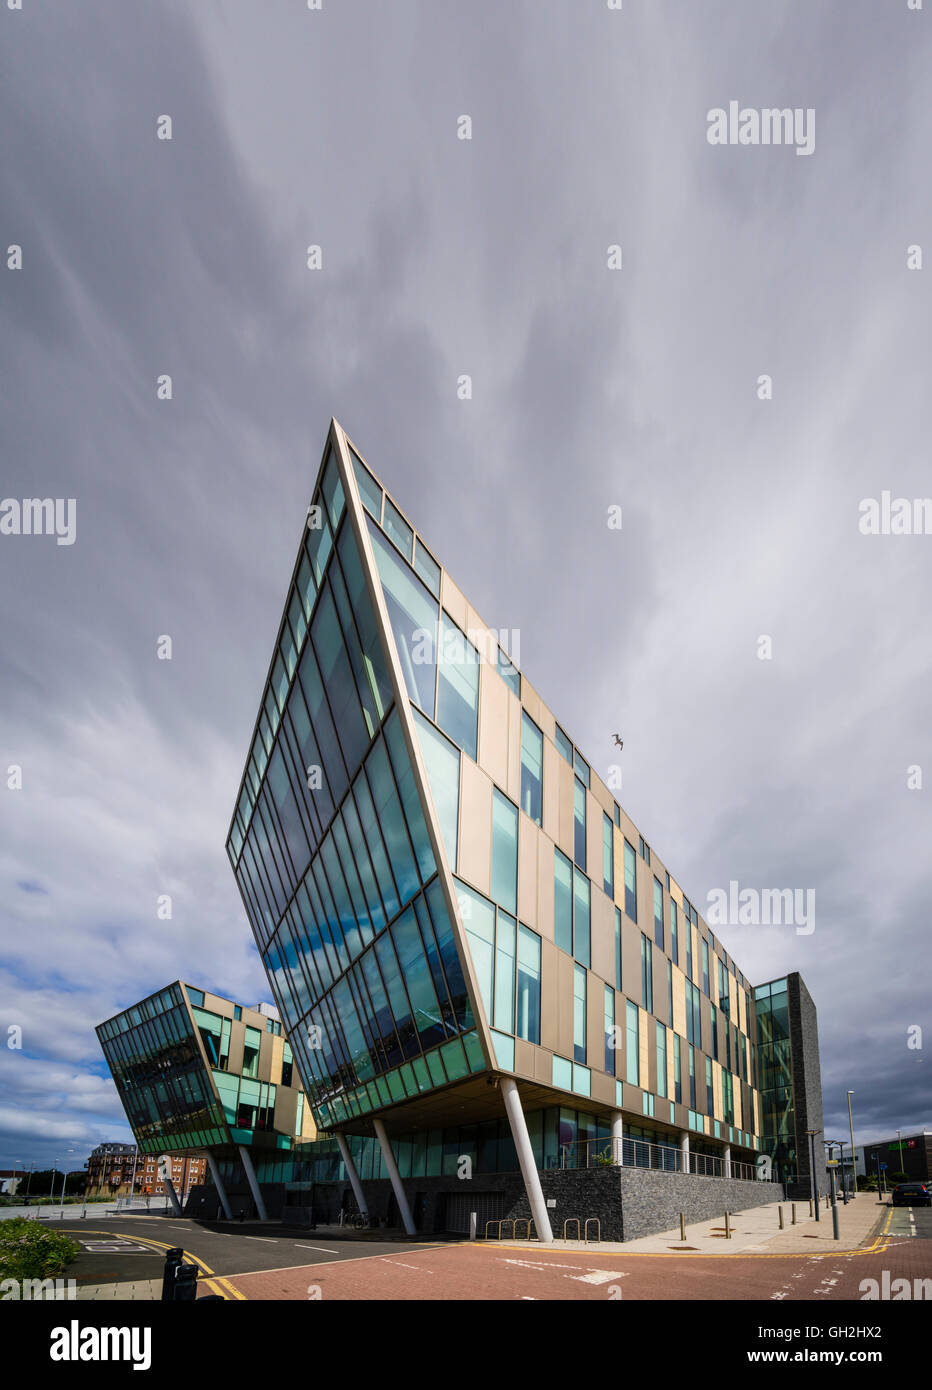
<box><xmin>226</xmin><ymin>1237</ymin><xmax>932</xmax><ymax>1302</ymax></box>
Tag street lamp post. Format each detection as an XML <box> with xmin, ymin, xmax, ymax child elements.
<box><xmin>846</xmin><ymin>1091</ymin><xmax>856</xmax><ymax>1198</ymax></box>
<box><xmin>805</xmin><ymin>1129</ymin><xmax>822</xmax><ymax>1221</ymax></box>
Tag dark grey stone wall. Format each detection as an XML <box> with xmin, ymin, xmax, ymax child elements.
<box><xmin>194</xmin><ymin>1166</ymin><xmax>785</xmax><ymax>1242</ymax></box>
<box><xmin>788</xmin><ymin>973</ymin><xmax>827</xmax><ymax>1201</ymax></box>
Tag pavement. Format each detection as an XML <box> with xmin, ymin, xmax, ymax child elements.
<box><xmin>532</xmin><ymin>1195</ymin><xmax>887</xmax><ymax>1257</ymax></box>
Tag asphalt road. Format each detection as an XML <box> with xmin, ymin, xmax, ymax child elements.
<box><xmin>57</xmin><ymin>1204</ymin><xmax>931</xmax><ymax>1300</ymax></box>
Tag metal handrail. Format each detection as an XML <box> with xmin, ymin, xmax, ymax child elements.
<box><xmin>557</xmin><ymin>1135</ymin><xmax>765</xmax><ymax>1182</ymax></box>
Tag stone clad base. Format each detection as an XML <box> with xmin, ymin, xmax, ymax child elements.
<box><xmin>188</xmin><ymin>1169</ymin><xmax>783</xmax><ymax>1242</ymax></box>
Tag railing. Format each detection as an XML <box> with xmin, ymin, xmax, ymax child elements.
<box><xmin>557</xmin><ymin>1137</ymin><xmax>759</xmax><ymax>1183</ymax></box>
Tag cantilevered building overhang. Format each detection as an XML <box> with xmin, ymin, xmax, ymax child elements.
<box><xmin>96</xmin><ymin>981</ymin><xmax>316</xmax><ymax>1218</ymax></box>
<box><xmin>226</xmin><ymin>420</ymin><xmax>787</xmax><ymax>1240</ymax></box>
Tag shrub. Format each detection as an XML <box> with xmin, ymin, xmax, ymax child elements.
<box><xmin>0</xmin><ymin>1219</ymin><xmax>79</xmax><ymax>1282</ymax></box>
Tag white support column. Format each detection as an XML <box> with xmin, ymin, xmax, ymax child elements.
<box><xmin>162</xmin><ymin>1177</ymin><xmax>183</xmax><ymax>1217</ymax></box>
<box><xmin>373</xmin><ymin>1119</ymin><xmax>416</xmax><ymax>1236</ymax></box>
<box><xmin>238</xmin><ymin>1146</ymin><xmax>268</xmax><ymax>1221</ymax></box>
<box><xmin>680</xmin><ymin>1132</ymin><xmax>690</xmax><ymax>1175</ymax></box>
<box><xmin>723</xmin><ymin>1145</ymin><xmax>732</xmax><ymax>1179</ymax></box>
<box><xmin>206</xmin><ymin>1154</ymin><xmax>233</xmax><ymax>1221</ymax></box>
<box><xmin>611</xmin><ymin>1112</ymin><xmax>624</xmax><ymax>1166</ymax></box>
<box><xmin>335</xmin><ymin>1132</ymin><xmax>369</xmax><ymax>1220</ymax></box>
<box><xmin>502</xmin><ymin>1078</ymin><xmax>553</xmax><ymax>1244</ymax></box>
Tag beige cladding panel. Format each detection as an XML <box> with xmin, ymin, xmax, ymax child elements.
<box><xmin>506</xmin><ymin>691</ymin><xmax>522</xmax><ymax>805</ymax></box>
<box><xmin>271</xmin><ymin>1034</ymin><xmax>284</xmax><ymax>1086</ymax></box>
<box><xmin>733</xmin><ymin>1083</ymin><xmax>743</xmax><ymax>1131</ymax></box>
<box><xmin>589</xmin><ymin>775</ymin><xmax>615</xmax><ymax>821</ymax></box>
<box><xmin>539</xmin><ymin>941</ymin><xmax>559</xmax><ymax>1052</ymax></box>
<box><xmin>520</xmin><ymin>679</ymin><xmax>554</xmax><ymax>743</ymax></box>
<box><xmin>638</xmin><ymin>1007</ymin><xmax>649</xmax><ymax>1093</ymax></box>
<box><xmin>667</xmin><ymin>1037</ymin><xmax>675</xmax><ymax>1100</ymax></box>
<box><xmin>536</xmin><ymin>838</ymin><xmax>554</xmax><ymax>942</ymax></box>
<box><xmin>713</xmin><ymin>1061</ymin><xmax>724</xmax><ymax>1122</ymax></box>
<box><xmin>589</xmin><ymin>889</ymin><xmax>615</xmax><ymax>987</ymax></box>
<box><xmin>456</xmin><ymin>758</ymin><xmax>492</xmax><ymax>895</ymax></box>
<box><xmin>440</xmin><ymin>573</ymin><xmax>468</xmax><ymax>632</ymax></box>
<box><xmin>201</xmin><ymin>993</ymin><xmax>234</xmax><ymax>1020</ymax></box>
<box><xmin>556</xmin><ymin>755</ymin><xmax>575</xmax><ymax>859</ymax></box>
<box><xmin>517</xmin><ymin>815</ymin><xmax>538</xmax><ymax>929</ymax></box>
<box><xmin>586</xmin><ymin>971</ymin><xmax>603</xmax><ymax>1070</ymax></box>
<box><xmin>476</xmin><ymin>664</ymin><xmax>509</xmax><ymax>790</ymax></box>
<box><xmin>541</xmin><ymin>741</ymin><xmax>562</xmax><ymax>845</ymax></box>
<box><xmin>226</xmin><ymin>1023</ymin><xmax>244</xmax><ymax>1076</ymax></box>
<box><xmin>621</xmin><ymin>920</ymin><xmax>640</xmax><ymax>999</ymax></box>
<box><xmin>672</xmin><ymin>966</ymin><xmax>687</xmax><ymax>1037</ymax></box>
<box><xmin>586</xmin><ymin>794</ymin><xmax>604</xmax><ymax>885</ymax></box>
<box><xmin>513</xmin><ymin>1039</ymin><xmax>537</xmax><ymax>1081</ymax></box>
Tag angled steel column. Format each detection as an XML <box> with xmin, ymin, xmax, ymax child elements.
<box><xmin>238</xmin><ymin>1146</ymin><xmax>268</xmax><ymax>1221</ymax></box>
<box><xmin>502</xmin><ymin>1079</ymin><xmax>553</xmax><ymax>1243</ymax></box>
<box><xmin>206</xmin><ymin>1154</ymin><xmax>233</xmax><ymax>1221</ymax></box>
<box><xmin>373</xmin><ymin>1118</ymin><xmax>416</xmax><ymax>1235</ymax></box>
<box><xmin>162</xmin><ymin>1177</ymin><xmax>183</xmax><ymax>1217</ymax></box>
<box><xmin>680</xmin><ymin>1131</ymin><xmax>690</xmax><ymax>1174</ymax></box>
<box><xmin>335</xmin><ymin>1132</ymin><xmax>369</xmax><ymax>1220</ymax></box>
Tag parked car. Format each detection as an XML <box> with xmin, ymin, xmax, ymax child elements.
<box><xmin>891</xmin><ymin>1182</ymin><xmax>931</xmax><ymax>1207</ymax></box>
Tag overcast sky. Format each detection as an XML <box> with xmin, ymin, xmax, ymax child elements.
<box><xmin>1</xmin><ymin>0</ymin><xmax>929</xmax><ymax>1175</ymax></box>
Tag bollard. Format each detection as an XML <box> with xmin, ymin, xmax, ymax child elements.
<box><xmin>792</xmin><ymin>1203</ymin><xmax>797</xmax><ymax>1225</ymax></box>
<box><xmin>832</xmin><ymin>1203</ymin><xmax>840</xmax><ymax>1240</ymax></box>
<box><xmin>724</xmin><ymin>1211</ymin><xmax>731</xmax><ymax>1239</ymax></box>
<box><xmin>778</xmin><ymin>1206</ymin><xmax>784</xmax><ymax>1230</ymax></box>
<box><xmin>162</xmin><ymin>1247</ymin><xmax>184</xmax><ymax>1302</ymax></box>
<box><xmin>469</xmin><ymin>1211</ymin><xmax>477</xmax><ymax>1241</ymax></box>
<box><xmin>808</xmin><ymin>1199</ymin><xmax>813</xmax><ymax>1217</ymax></box>
<box><xmin>680</xmin><ymin>1213</ymin><xmax>686</xmax><ymax>1242</ymax></box>
<box><xmin>174</xmin><ymin>1262</ymin><xmax>199</xmax><ymax>1302</ymax></box>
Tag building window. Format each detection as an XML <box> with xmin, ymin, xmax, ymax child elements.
<box><xmin>673</xmin><ymin>1033</ymin><xmax>682</xmax><ymax>1103</ymax></box>
<box><xmin>701</xmin><ymin>939</ymin><xmax>710</xmax><ymax>997</ymax></box>
<box><xmin>718</xmin><ymin>958</ymin><xmax>729</xmax><ymax>1014</ymax></box>
<box><xmin>614</xmin><ymin>908</ymin><xmax>622</xmax><ymax>991</ymax></box>
<box><xmin>554</xmin><ymin>848</ymin><xmax>573</xmax><ymax>955</ymax></box>
<box><xmin>670</xmin><ymin>899</ymin><xmax>679</xmax><ymax>967</ymax></box>
<box><xmin>656</xmin><ymin>1023</ymin><xmax>668</xmax><ymax>1099</ymax></box>
<box><xmin>705</xmin><ymin>1057</ymin><xmax>713</xmax><ymax>1115</ymax></box>
<box><xmin>520</xmin><ymin>713</ymin><xmax>543</xmax><ymax>825</ymax></box>
<box><xmin>574</xmin><ymin>778</ymin><xmax>587</xmax><ymax>871</ymax></box>
<box><xmin>710</xmin><ymin>1003</ymin><xmax>719</xmax><ymax>1061</ymax></box>
<box><xmin>667</xmin><ymin>959</ymin><xmax>673</xmax><ymax>1027</ymax></box>
<box><xmin>688</xmin><ymin>1044</ymin><xmax>696</xmax><ymax>1109</ymax></box>
<box><xmin>685</xmin><ymin>915</ymin><xmax>693</xmax><ymax>981</ymax></box>
<box><xmin>640</xmin><ymin>934</ymin><xmax>653</xmax><ymax>1013</ymax></box>
<box><xmin>491</xmin><ymin>789</ymin><xmax>518</xmax><ymax>916</ymax></box>
<box><xmin>493</xmin><ymin>912</ymin><xmax>516</xmax><ymax>1034</ymax></box>
<box><xmin>436</xmin><ymin>615</ymin><xmax>479</xmax><ymax>761</ymax></box>
<box><xmin>602</xmin><ymin>814</ymin><xmax>614</xmax><ymax>898</ymax></box>
<box><xmin>624</xmin><ymin>840</ymin><xmax>637</xmax><ymax>921</ymax></box>
<box><xmin>549</xmin><ymin>850</ymin><xmax>590</xmax><ymax>968</ymax></box>
<box><xmin>496</xmin><ymin>647</ymin><xmax>520</xmax><ymax>698</ymax></box>
<box><xmin>613</xmin><ymin>803</ymin><xmax>620</xmax><ymax>828</ymax></box>
<box><xmin>626</xmin><ymin>1002</ymin><xmax>639</xmax><ymax>1086</ymax></box>
<box><xmin>555</xmin><ymin>724</ymin><xmax>573</xmax><ymax>764</ymax></box>
<box><xmin>573</xmin><ymin>869</ymin><xmax>591</xmax><ymax>968</ymax></box>
<box><xmin>516</xmin><ymin>926</ymin><xmax>541</xmax><ymax>1044</ymax></box>
<box><xmin>573</xmin><ymin>750</ymin><xmax>590</xmax><ymax>788</ymax></box>
<box><xmin>639</xmin><ymin>836</ymin><xmax>650</xmax><ymax>865</ymax></box>
<box><xmin>412</xmin><ymin>707</ymin><xmax>460</xmax><ymax>872</ymax></box>
<box><xmin>242</xmin><ymin>1027</ymin><xmax>261</xmax><ymax>1078</ymax></box>
<box><xmin>653</xmin><ymin>877</ymin><xmax>664</xmax><ymax>950</ymax></box>
<box><xmin>573</xmin><ymin>965</ymin><xmax>587</xmax><ymax>1064</ymax></box>
<box><xmin>604</xmin><ymin>985</ymin><xmax>615</xmax><ymax>1074</ymax></box>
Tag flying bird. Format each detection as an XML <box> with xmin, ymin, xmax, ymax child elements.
<box><xmin>612</xmin><ymin>734</ymin><xmax>624</xmax><ymax>750</ymax></box>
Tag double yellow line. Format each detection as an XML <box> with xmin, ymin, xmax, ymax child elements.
<box><xmin>79</xmin><ymin>1228</ymin><xmax>246</xmax><ymax>1301</ymax></box>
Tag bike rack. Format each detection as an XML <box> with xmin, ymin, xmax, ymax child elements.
<box><xmin>513</xmin><ymin>1219</ymin><xmax>534</xmax><ymax>1240</ymax></box>
<box><xmin>584</xmin><ymin>1218</ymin><xmax>601</xmax><ymax>1244</ymax></box>
<box><xmin>484</xmin><ymin>1220</ymin><xmax>502</xmax><ymax>1241</ymax></box>
<box><xmin>563</xmin><ymin>1218</ymin><xmax>581</xmax><ymax>1240</ymax></box>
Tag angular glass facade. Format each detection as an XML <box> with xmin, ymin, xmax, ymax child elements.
<box><xmin>754</xmin><ymin>978</ymin><xmax>797</xmax><ymax>1183</ymax></box>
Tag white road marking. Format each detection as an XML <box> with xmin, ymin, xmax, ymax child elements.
<box><xmin>244</xmin><ymin>1236</ymin><xmax>278</xmax><ymax>1243</ymax></box>
<box><xmin>294</xmin><ymin>1244</ymin><xmax>340</xmax><ymax>1255</ymax></box>
<box><xmin>381</xmin><ymin>1259</ymin><xmax>424</xmax><ymax>1271</ymax></box>
<box><xmin>570</xmin><ymin>1270</ymin><xmax>628</xmax><ymax>1285</ymax></box>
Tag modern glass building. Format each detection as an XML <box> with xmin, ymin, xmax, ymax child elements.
<box><xmin>225</xmin><ymin>420</ymin><xmax>823</xmax><ymax>1240</ymax></box>
<box><xmin>754</xmin><ymin>974</ymin><xmax>826</xmax><ymax>1197</ymax></box>
<box><xmin>96</xmin><ymin>981</ymin><xmax>316</xmax><ymax>1219</ymax></box>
